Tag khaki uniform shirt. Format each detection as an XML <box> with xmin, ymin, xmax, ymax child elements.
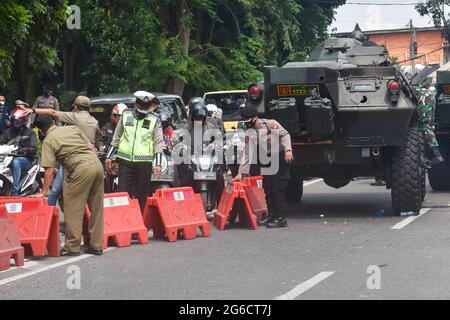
<box><xmin>238</xmin><ymin>119</ymin><xmax>292</xmax><ymax>175</ymax></box>
<box><xmin>41</xmin><ymin>126</ymin><xmax>98</xmax><ymax>175</ymax></box>
<box><xmin>33</xmin><ymin>95</ymin><xmax>60</xmax><ymax>111</ymax></box>
<box><xmin>56</xmin><ymin>110</ymin><xmax>99</xmax><ymax>144</ymax></box>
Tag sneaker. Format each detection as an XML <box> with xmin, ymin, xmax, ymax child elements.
<box><xmin>267</xmin><ymin>217</ymin><xmax>288</xmax><ymax>229</ymax></box>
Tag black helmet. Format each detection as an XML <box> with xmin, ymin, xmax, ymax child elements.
<box><xmin>159</xmin><ymin>110</ymin><xmax>171</xmax><ymax>130</ymax></box>
<box><xmin>188</xmin><ymin>97</ymin><xmax>207</xmax><ymax>121</ymax></box>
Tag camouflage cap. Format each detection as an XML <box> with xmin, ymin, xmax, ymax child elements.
<box><xmin>74</xmin><ymin>96</ymin><xmax>91</xmax><ymax>108</ymax></box>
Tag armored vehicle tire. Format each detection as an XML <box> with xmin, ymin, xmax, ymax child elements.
<box><xmin>428</xmin><ymin>161</ymin><xmax>450</xmax><ymax>191</ymax></box>
<box><xmin>286</xmin><ymin>178</ymin><xmax>304</xmax><ymax>203</ymax></box>
<box><xmin>391</xmin><ymin>126</ymin><xmax>423</xmax><ymax>216</ymax></box>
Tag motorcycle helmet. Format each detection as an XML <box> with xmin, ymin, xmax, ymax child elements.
<box><xmin>188</xmin><ymin>97</ymin><xmax>207</xmax><ymax>122</ymax></box>
<box><xmin>11</xmin><ymin>107</ymin><xmax>30</xmax><ymax>128</ymax></box>
<box><xmin>112</xmin><ymin>103</ymin><xmax>128</xmax><ymax>116</ymax></box>
<box><xmin>159</xmin><ymin>110</ymin><xmax>172</xmax><ymax>130</ymax></box>
<box><xmin>206</xmin><ymin>104</ymin><xmax>218</xmax><ymax>118</ymax></box>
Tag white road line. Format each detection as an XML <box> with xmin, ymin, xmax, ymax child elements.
<box><xmin>0</xmin><ymin>261</ymin><xmax>40</xmax><ymax>274</ymax></box>
<box><xmin>275</xmin><ymin>271</ymin><xmax>335</xmax><ymax>300</ymax></box>
<box><xmin>0</xmin><ymin>248</ymin><xmax>115</xmax><ymax>287</ymax></box>
<box><xmin>303</xmin><ymin>179</ymin><xmax>324</xmax><ymax>187</ymax></box>
<box><xmin>391</xmin><ymin>208</ymin><xmax>431</xmax><ymax>230</ymax></box>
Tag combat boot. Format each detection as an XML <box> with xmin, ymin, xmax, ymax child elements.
<box><xmin>430</xmin><ymin>148</ymin><xmax>444</xmax><ymax>166</ymax></box>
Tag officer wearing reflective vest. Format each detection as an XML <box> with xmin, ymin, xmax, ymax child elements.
<box><xmin>105</xmin><ymin>91</ymin><xmax>164</xmax><ymax>211</ymax></box>
<box><xmin>231</xmin><ymin>105</ymin><xmax>294</xmax><ymax>229</ymax></box>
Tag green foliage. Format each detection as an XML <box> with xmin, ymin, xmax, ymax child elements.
<box><xmin>1</xmin><ymin>0</ymin><xmax>345</xmax><ymax>98</ymax></box>
<box><xmin>416</xmin><ymin>1</ymin><xmax>450</xmax><ymax>42</ymax></box>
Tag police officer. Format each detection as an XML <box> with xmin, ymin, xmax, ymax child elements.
<box><xmin>231</xmin><ymin>105</ymin><xmax>294</xmax><ymax>228</ymax></box>
<box><xmin>32</xmin><ymin>115</ymin><xmax>104</xmax><ymax>256</ymax></box>
<box><xmin>415</xmin><ymin>85</ymin><xmax>444</xmax><ymax>166</ymax></box>
<box><xmin>105</xmin><ymin>91</ymin><xmax>164</xmax><ymax>211</ymax></box>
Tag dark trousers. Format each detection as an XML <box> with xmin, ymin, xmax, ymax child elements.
<box><xmin>118</xmin><ymin>160</ymin><xmax>152</xmax><ymax>212</ymax></box>
<box><xmin>251</xmin><ymin>153</ymin><xmax>291</xmax><ymax>219</ymax></box>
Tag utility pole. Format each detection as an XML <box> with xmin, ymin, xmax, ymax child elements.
<box><xmin>410</xmin><ymin>19</ymin><xmax>415</xmax><ymax>75</ymax></box>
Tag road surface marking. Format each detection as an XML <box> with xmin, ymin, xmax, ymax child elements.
<box><xmin>304</xmin><ymin>179</ymin><xmax>323</xmax><ymax>187</ymax></box>
<box><xmin>391</xmin><ymin>208</ymin><xmax>431</xmax><ymax>230</ymax></box>
<box><xmin>275</xmin><ymin>271</ymin><xmax>335</xmax><ymax>300</ymax></box>
<box><xmin>0</xmin><ymin>248</ymin><xmax>115</xmax><ymax>287</ymax></box>
<box><xmin>0</xmin><ymin>261</ymin><xmax>40</xmax><ymax>274</ymax></box>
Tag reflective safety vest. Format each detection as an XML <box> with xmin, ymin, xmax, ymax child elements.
<box><xmin>117</xmin><ymin>110</ymin><xmax>158</xmax><ymax>163</ymax></box>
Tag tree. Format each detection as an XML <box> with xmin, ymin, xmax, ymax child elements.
<box><xmin>416</xmin><ymin>1</ymin><xmax>450</xmax><ymax>47</ymax></box>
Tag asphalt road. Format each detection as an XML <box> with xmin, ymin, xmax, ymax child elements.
<box><xmin>1</xmin><ymin>177</ymin><xmax>450</xmax><ymax>300</ymax></box>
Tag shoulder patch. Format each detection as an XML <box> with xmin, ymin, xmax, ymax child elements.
<box><xmin>270</xmin><ymin>122</ymin><xmax>279</xmax><ymax>129</ymax></box>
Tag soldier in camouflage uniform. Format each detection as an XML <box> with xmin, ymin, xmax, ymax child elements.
<box><xmin>415</xmin><ymin>85</ymin><xmax>444</xmax><ymax>166</ymax></box>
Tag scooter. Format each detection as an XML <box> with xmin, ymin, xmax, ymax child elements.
<box><xmin>0</xmin><ymin>145</ymin><xmax>41</xmax><ymax>196</ymax></box>
<box><xmin>150</xmin><ymin>152</ymin><xmax>179</xmax><ymax>194</ymax></box>
<box><xmin>188</xmin><ymin>144</ymin><xmax>224</xmax><ymax>212</ymax></box>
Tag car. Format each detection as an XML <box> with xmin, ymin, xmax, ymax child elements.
<box><xmin>247</xmin><ymin>25</ymin><xmax>425</xmax><ymax>215</ymax></box>
<box><xmin>203</xmin><ymin>90</ymin><xmax>248</xmax><ymax>132</ymax></box>
<box><xmin>90</xmin><ymin>92</ymin><xmax>187</xmax><ymax>127</ymax></box>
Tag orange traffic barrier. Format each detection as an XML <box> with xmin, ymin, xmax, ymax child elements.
<box><xmin>84</xmin><ymin>193</ymin><xmax>149</xmax><ymax>249</ymax></box>
<box><xmin>242</xmin><ymin>176</ymin><xmax>268</xmax><ymax>221</ymax></box>
<box><xmin>0</xmin><ymin>198</ymin><xmax>60</xmax><ymax>257</ymax></box>
<box><xmin>0</xmin><ymin>205</ymin><xmax>24</xmax><ymax>271</ymax></box>
<box><xmin>143</xmin><ymin>187</ymin><xmax>210</xmax><ymax>242</ymax></box>
<box><xmin>213</xmin><ymin>182</ymin><xmax>258</xmax><ymax>230</ymax></box>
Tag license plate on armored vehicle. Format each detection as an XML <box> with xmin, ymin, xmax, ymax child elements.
<box><xmin>194</xmin><ymin>172</ymin><xmax>216</xmax><ymax>180</ymax></box>
<box><xmin>277</xmin><ymin>85</ymin><xmax>320</xmax><ymax>97</ymax></box>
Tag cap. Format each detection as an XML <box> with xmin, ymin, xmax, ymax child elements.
<box><xmin>34</xmin><ymin>115</ymin><xmax>54</xmax><ymax>130</ymax></box>
<box><xmin>74</xmin><ymin>96</ymin><xmax>91</xmax><ymax>108</ymax></box>
<box><xmin>134</xmin><ymin>91</ymin><xmax>157</xmax><ymax>104</ymax></box>
<box><xmin>240</xmin><ymin>105</ymin><xmax>258</xmax><ymax>119</ymax></box>
<box><xmin>15</xmin><ymin>100</ymin><xmax>29</xmax><ymax>108</ymax></box>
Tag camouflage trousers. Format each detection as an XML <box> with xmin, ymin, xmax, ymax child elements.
<box><xmin>417</xmin><ymin>104</ymin><xmax>439</xmax><ymax>149</ymax></box>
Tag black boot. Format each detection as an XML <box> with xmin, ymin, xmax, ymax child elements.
<box><xmin>430</xmin><ymin>148</ymin><xmax>444</xmax><ymax>166</ymax></box>
<box><xmin>267</xmin><ymin>217</ymin><xmax>288</xmax><ymax>229</ymax></box>
<box><xmin>258</xmin><ymin>216</ymin><xmax>273</xmax><ymax>226</ymax></box>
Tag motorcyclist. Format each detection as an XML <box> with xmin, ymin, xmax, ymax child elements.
<box><xmin>206</xmin><ymin>103</ymin><xmax>225</xmax><ymax>133</ymax></box>
<box><xmin>0</xmin><ymin>107</ymin><xmax>37</xmax><ymax>196</ymax></box>
<box><xmin>100</xmin><ymin>103</ymin><xmax>128</xmax><ymax>150</ymax></box>
<box><xmin>160</xmin><ymin>110</ymin><xmax>175</xmax><ymax>153</ymax></box>
<box><xmin>175</xmin><ymin>98</ymin><xmax>224</xmax><ymax>210</ymax></box>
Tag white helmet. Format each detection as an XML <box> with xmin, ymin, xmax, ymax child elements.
<box><xmin>215</xmin><ymin>108</ymin><xmax>223</xmax><ymax>120</ymax></box>
<box><xmin>133</xmin><ymin>91</ymin><xmax>159</xmax><ymax>104</ymax></box>
<box><xmin>206</xmin><ymin>104</ymin><xmax>218</xmax><ymax>117</ymax></box>
<box><xmin>112</xmin><ymin>103</ymin><xmax>128</xmax><ymax>116</ymax></box>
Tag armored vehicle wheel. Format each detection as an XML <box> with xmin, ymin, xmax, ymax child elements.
<box><xmin>391</xmin><ymin>126</ymin><xmax>423</xmax><ymax>216</ymax></box>
<box><xmin>428</xmin><ymin>161</ymin><xmax>450</xmax><ymax>191</ymax></box>
<box><xmin>286</xmin><ymin>178</ymin><xmax>304</xmax><ymax>203</ymax></box>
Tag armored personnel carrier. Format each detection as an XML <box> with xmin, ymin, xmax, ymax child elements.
<box><xmin>247</xmin><ymin>26</ymin><xmax>425</xmax><ymax>215</ymax></box>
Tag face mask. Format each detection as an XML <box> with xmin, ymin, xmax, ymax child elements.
<box><xmin>136</xmin><ymin>108</ymin><xmax>149</xmax><ymax>115</ymax></box>
<box><xmin>0</xmin><ymin>102</ymin><xmax>4</xmax><ymax>107</ymax></box>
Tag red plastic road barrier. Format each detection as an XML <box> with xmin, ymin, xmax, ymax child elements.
<box><xmin>0</xmin><ymin>198</ymin><xmax>60</xmax><ymax>257</ymax></box>
<box><xmin>0</xmin><ymin>205</ymin><xmax>24</xmax><ymax>271</ymax></box>
<box><xmin>143</xmin><ymin>187</ymin><xmax>210</xmax><ymax>242</ymax></box>
<box><xmin>84</xmin><ymin>193</ymin><xmax>149</xmax><ymax>249</ymax></box>
<box><xmin>213</xmin><ymin>182</ymin><xmax>258</xmax><ymax>231</ymax></box>
<box><xmin>242</xmin><ymin>176</ymin><xmax>268</xmax><ymax>221</ymax></box>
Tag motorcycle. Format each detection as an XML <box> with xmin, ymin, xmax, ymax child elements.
<box><xmin>188</xmin><ymin>144</ymin><xmax>224</xmax><ymax>213</ymax></box>
<box><xmin>150</xmin><ymin>152</ymin><xmax>179</xmax><ymax>194</ymax></box>
<box><xmin>98</xmin><ymin>150</ymin><xmax>119</xmax><ymax>193</ymax></box>
<box><xmin>224</xmin><ymin>126</ymin><xmax>246</xmax><ymax>178</ymax></box>
<box><xmin>0</xmin><ymin>145</ymin><xmax>41</xmax><ymax>196</ymax></box>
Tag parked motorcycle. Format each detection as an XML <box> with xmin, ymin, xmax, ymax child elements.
<box><xmin>0</xmin><ymin>145</ymin><xmax>41</xmax><ymax>196</ymax></box>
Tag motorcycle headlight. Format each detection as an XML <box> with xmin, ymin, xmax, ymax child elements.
<box><xmin>199</xmin><ymin>157</ymin><xmax>212</xmax><ymax>171</ymax></box>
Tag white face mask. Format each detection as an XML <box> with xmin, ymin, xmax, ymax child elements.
<box><xmin>136</xmin><ymin>108</ymin><xmax>149</xmax><ymax>115</ymax></box>
<box><xmin>0</xmin><ymin>102</ymin><xmax>4</xmax><ymax>107</ymax></box>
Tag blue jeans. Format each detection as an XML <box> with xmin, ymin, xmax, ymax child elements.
<box><xmin>11</xmin><ymin>157</ymin><xmax>31</xmax><ymax>196</ymax></box>
<box><xmin>47</xmin><ymin>164</ymin><xmax>64</xmax><ymax>206</ymax></box>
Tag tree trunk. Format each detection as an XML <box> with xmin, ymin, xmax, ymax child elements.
<box><xmin>166</xmin><ymin>0</ymin><xmax>190</xmax><ymax>96</ymax></box>
<box><xmin>16</xmin><ymin>41</ymin><xmax>28</xmax><ymax>101</ymax></box>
